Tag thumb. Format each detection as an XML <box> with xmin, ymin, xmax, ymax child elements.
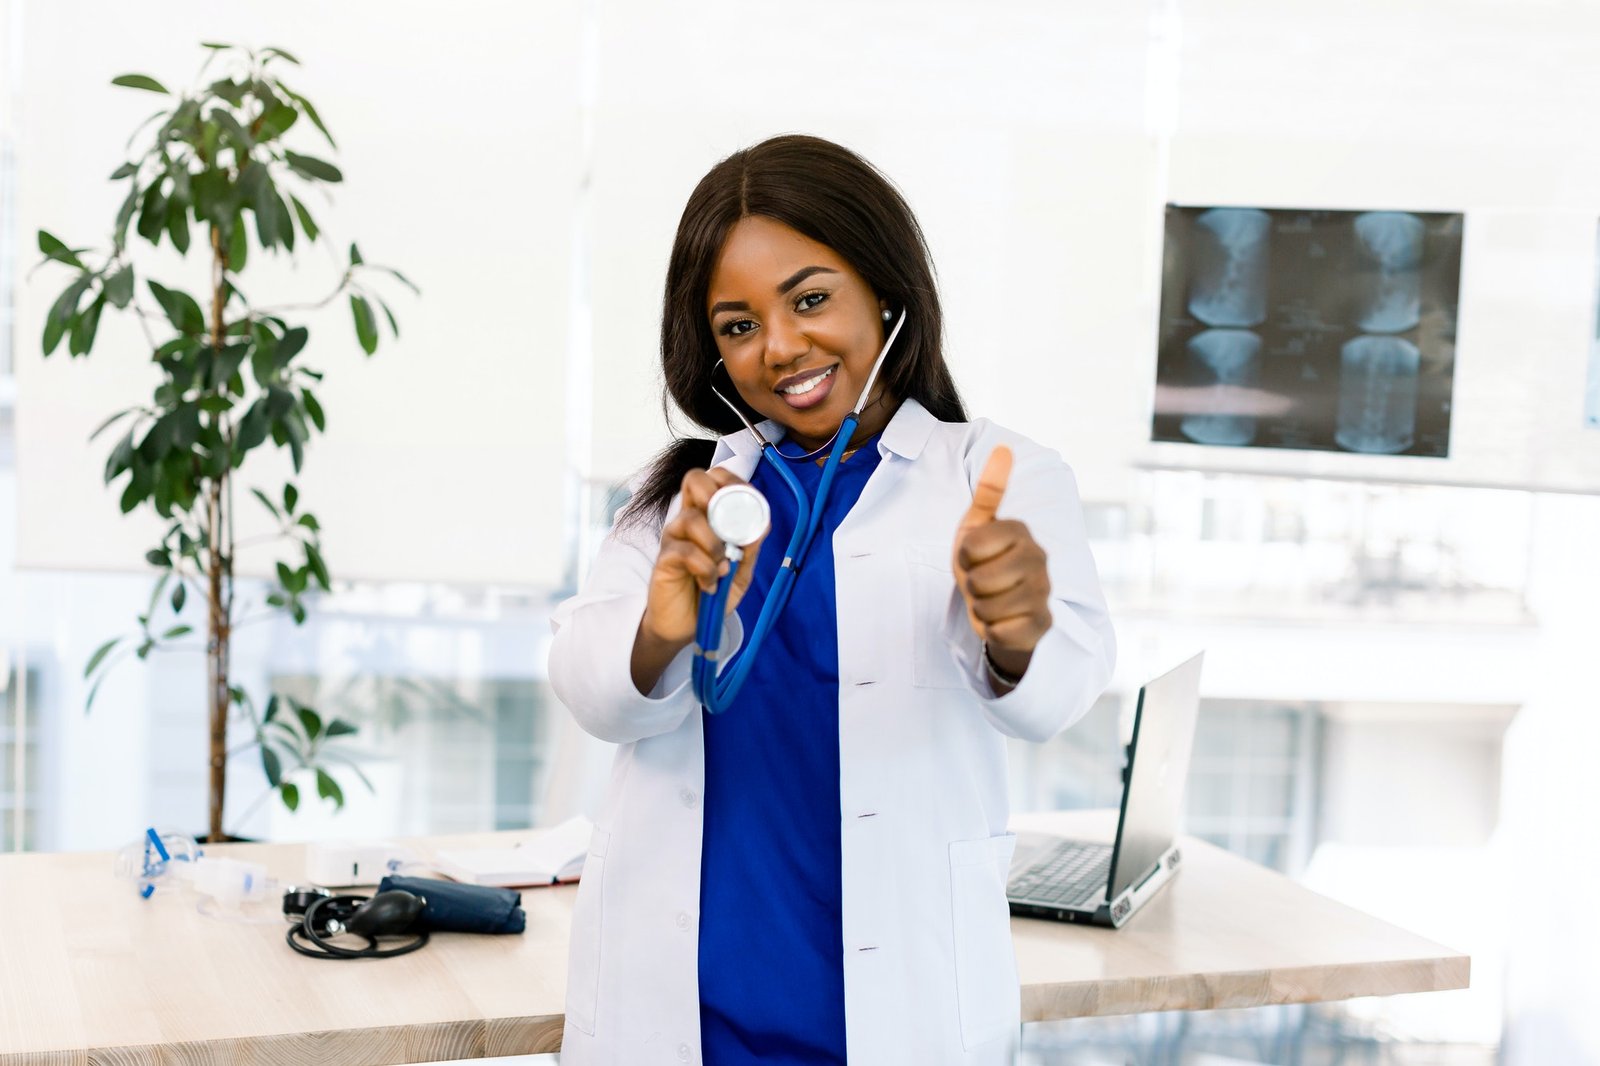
<box><xmin>958</xmin><ymin>444</ymin><xmax>1013</xmax><ymax>533</ymax></box>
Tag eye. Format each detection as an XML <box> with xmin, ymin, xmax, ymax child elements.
<box><xmin>718</xmin><ymin>318</ymin><xmax>757</xmax><ymax>338</ymax></box>
<box><xmin>795</xmin><ymin>290</ymin><xmax>829</xmax><ymax>312</ymax></box>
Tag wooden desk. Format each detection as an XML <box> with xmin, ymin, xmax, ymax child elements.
<box><xmin>0</xmin><ymin>813</ymin><xmax>1467</xmax><ymax>1065</ymax></box>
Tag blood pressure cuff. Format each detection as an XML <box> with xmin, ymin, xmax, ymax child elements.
<box><xmin>378</xmin><ymin>875</ymin><xmax>526</xmax><ymax>934</ymax></box>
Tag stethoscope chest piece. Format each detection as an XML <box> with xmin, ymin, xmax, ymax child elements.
<box><xmin>707</xmin><ymin>484</ymin><xmax>770</xmax><ymax>555</ymax></box>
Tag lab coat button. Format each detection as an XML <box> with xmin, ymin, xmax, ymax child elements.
<box><xmin>677</xmin><ymin>1043</ymin><xmax>691</xmax><ymax>1061</ymax></box>
<box><xmin>679</xmin><ymin>787</ymin><xmax>699</xmax><ymax>808</ymax></box>
<box><xmin>676</xmin><ymin>911</ymin><xmax>691</xmax><ymax>930</ymax></box>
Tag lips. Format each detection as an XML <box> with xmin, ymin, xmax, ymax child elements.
<box><xmin>775</xmin><ymin>364</ymin><xmax>838</xmax><ymax>411</ymax></box>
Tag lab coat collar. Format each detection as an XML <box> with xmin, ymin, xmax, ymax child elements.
<box><xmin>710</xmin><ymin>397</ymin><xmax>938</xmax><ymax>466</ymax></box>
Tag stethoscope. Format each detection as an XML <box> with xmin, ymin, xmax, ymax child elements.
<box><xmin>690</xmin><ymin>309</ymin><xmax>907</xmax><ymax>716</ymax></box>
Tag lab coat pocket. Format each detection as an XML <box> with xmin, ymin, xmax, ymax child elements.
<box><xmin>907</xmin><ymin>541</ymin><xmax>967</xmax><ymax>689</ymax></box>
<box><xmin>565</xmin><ymin>826</ymin><xmax>611</xmax><ymax>1036</ymax></box>
<box><xmin>948</xmin><ymin>832</ymin><xmax>1022</xmax><ymax>1050</ymax></box>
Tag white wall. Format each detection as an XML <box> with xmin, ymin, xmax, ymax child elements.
<box><xmin>12</xmin><ymin>0</ymin><xmax>583</xmax><ymax>586</ymax></box>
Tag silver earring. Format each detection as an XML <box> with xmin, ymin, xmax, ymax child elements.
<box><xmin>881</xmin><ymin>308</ymin><xmax>892</xmax><ymax>321</ymax></box>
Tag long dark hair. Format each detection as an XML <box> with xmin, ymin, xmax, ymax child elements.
<box><xmin>618</xmin><ymin>134</ymin><xmax>967</xmax><ymax>529</ymax></box>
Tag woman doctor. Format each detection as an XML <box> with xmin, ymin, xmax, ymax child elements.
<box><xmin>549</xmin><ymin>135</ymin><xmax>1116</xmax><ymax>1066</ymax></box>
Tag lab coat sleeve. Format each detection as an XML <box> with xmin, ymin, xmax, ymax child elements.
<box><xmin>548</xmin><ymin>503</ymin><xmax>743</xmax><ymax>745</ymax></box>
<box><xmin>938</xmin><ymin>421</ymin><xmax>1117</xmax><ymax>743</ymax></box>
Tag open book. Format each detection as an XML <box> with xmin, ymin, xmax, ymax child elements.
<box><xmin>432</xmin><ymin>815</ymin><xmax>594</xmax><ymax>887</ymax></box>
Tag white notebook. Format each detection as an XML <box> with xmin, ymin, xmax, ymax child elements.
<box><xmin>433</xmin><ymin>815</ymin><xmax>594</xmax><ymax>887</ymax></box>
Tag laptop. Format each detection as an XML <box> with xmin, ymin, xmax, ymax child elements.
<box><xmin>1007</xmin><ymin>652</ymin><xmax>1204</xmax><ymax>928</ymax></box>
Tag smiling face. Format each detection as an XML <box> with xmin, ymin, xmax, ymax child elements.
<box><xmin>706</xmin><ymin>215</ymin><xmax>897</xmax><ymax>453</ymax></box>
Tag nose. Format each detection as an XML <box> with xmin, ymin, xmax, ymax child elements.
<box><xmin>762</xmin><ymin>314</ymin><xmax>809</xmax><ymax>369</ymax></box>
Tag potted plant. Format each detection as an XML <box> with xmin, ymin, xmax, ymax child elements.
<box><xmin>33</xmin><ymin>43</ymin><xmax>416</xmax><ymax>841</ymax></box>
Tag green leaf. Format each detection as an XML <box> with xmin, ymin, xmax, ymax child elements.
<box><xmin>302</xmin><ymin>389</ymin><xmax>325</xmax><ymax>431</ymax></box>
<box><xmin>85</xmin><ymin>637</ymin><xmax>121</xmax><ymax>678</ymax></box>
<box><xmin>144</xmin><ymin>548</ymin><xmax>171</xmax><ymax>567</ymax></box>
<box><xmin>206</xmin><ymin>78</ymin><xmax>247</xmax><ymax>107</ymax></box>
<box><xmin>113</xmin><ymin>185</ymin><xmax>140</xmax><ymax>249</ymax></box>
<box><xmin>256</xmin><ymin>104</ymin><xmax>299</xmax><ymax>141</ymax></box>
<box><xmin>250</xmin><ymin>486</ymin><xmax>280</xmax><ymax>519</ymax></box>
<box><xmin>350</xmin><ymin>294</ymin><xmax>378</xmax><ymax>355</ymax></box>
<box><xmin>280</xmin><ymin>87</ymin><xmax>336</xmax><ymax>149</ymax></box>
<box><xmin>190</xmin><ymin>169</ymin><xmax>232</xmax><ymax>228</ymax></box>
<box><xmin>38</xmin><ymin>230</ymin><xmax>86</xmax><ymax>269</ymax></box>
<box><xmin>378</xmin><ymin>298</ymin><xmax>399</xmax><ymax>339</ymax></box>
<box><xmin>297</xmin><ymin>704</ymin><xmax>324</xmax><ymax>741</ymax></box>
<box><xmin>276</xmin><ymin>326</ymin><xmax>309</xmax><ymax>365</ymax></box>
<box><xmin>264</xmin><ymin>694</ymin><xmax>281</xmax><ymax>723</ymax></box>
<box><xmin>55</xmin><ymin>275</ymin><xmax>93</xmax><ymax>324</ymax></box>
<box><xmin>283</xmin><ymin>483</ymin><xmax>298</xmax><ymax>515</ymax></box>
<box><xmin>42</xmin><ymin>304</ymin><xmax>68</xmax><ymax>357</ymax></box>
<box><xmin>276</xmin><ymin>560</ymin><xmax>297</xmax><ymax>590</ymax></box>
<box><xmin>325</xmin><ymin>718</ymin><xmax>357</xmax><ymax>738</ymax></box>
<box><xmin>90</xmin><ymin>407</ymin><xmax>138</xmax><ymax>441</ymax></box>
<box><xmin>235</xmin><ymin>400</ymin><xmax>270</xmax><ymax>454</ymax></box>
<box><xmin>279</xmin><ymin>781</ymin><xmax>300</xmax><ymax>812</ymax></box>
<box><xmin>166</xmin><ymin>200</ymin><xmax>191</xmax><ymax>254</ymax></box>
<box><xmin>109</xmin><ymin>162</ymin><xmax>138</xmax><ymax>180</ymax></box>
<box><xmin>120</xmin><ymin>477</ymin><xmax>146</xmax><ymax>513</ymax></box>
<box><xmin>227</xmin><ymin>216</ymin><xmax>248</xmax><ymax>272</ymax></box>
<box><xmin>379</xmin><ymin>266</ymin><xmax>420</xmax><ymax>295</ymax></box>
<box><xmin>284</xmin><ymin>150</ymin><xmax>342</xmax><ymax>183</ymax></box>
<box><xmin>272</xmin><ymin>188</ymin><xmax>295</xmax><ymax>252</ymax></box>
<box><xmin>262</xmin><ymin>46</ymin><xmax>302</xmax><ymax>65</ymax></box>
<box><xmin>348</xmin><ymin>242</ymin><xmax>363</xmax><ymax>266</ymax></box>
<box><xmin>68</xmin><ymin>295</ymin><xmax>105</xmax><ymax>357</ymax></box>
<box><xmin>251</xmin><ymin>174</ymin><xmax>280</xmax><ymax>251</ymax></box>
<box><xmin>305</xmin><ymin>543</ymin><xmax>330</xmax><ymax>591</ymax></box>
<box><xmin>135</xmin><ymin>184</ymin><xmax>168</xmax><ymax>245</ymax></box>
<box><xmin>171</xmin><ymin>581</ymin><xmax>186</xmax><ymax>613</ymax></box>
<box><xmin>146</xmin><ymin>280</ymin><xmax>206</xmax><ymax>335</ymax></box>
<box><xmin>210</xmin><ymin>106</ymin><xmax>254</xmax><ymax>151</ymax></box>
<box><xmin>261</xmin><ymin>745</ymin><xmax>283</xmax><ymax>788</ymax></box>
<box><xmin>297</xmin><ymin>513</ymin><xmax>321</xmax><ymax>532</ymax></box>
<box><xmin>200</xmin><ymin>41</ymin><xmax>232</xmax><ymax>50</ymax></box>
<box><xmin>135</xmin><ymin>640</ymin><xmax>153</xmax><ymax>660</ymax></box>
<box><xmin>289</xmin><ymin>195</ymin><xmax>319</xmax><ymax>241</ymax></box>
<box><xmin>112</xmin><ymin>74</ymin><xmax>169</xmax><ymax>95</ymax></box>
<box><xmin>315</xmin><ymin>769</ymin><xmax>344</xmax><ymax>808</ymax></box>
<box><xmin>160</xmin><ymin>625</ymin><xmax>192</xmax><ymax>640</ymax></box>
<box><xmin>104</xmin><ymin>266</ymin><xmax>135</xmax><ymax>309</ymax></box>
<box><xmin>105</xmin><ymin>428</ymin><xmax>136</xmax><ymax>482</ymax></box>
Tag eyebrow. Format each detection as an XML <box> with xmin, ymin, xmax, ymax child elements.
<box><xmin>708</xmin><ymin>266</ymin><xmax>841</xmax><ymax>317</ymax></box>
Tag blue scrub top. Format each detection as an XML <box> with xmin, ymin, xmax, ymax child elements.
<box><xmin>698</xmin><ymin>436</ymin><xmax>883</xmax><ymax>1066</ymax></box>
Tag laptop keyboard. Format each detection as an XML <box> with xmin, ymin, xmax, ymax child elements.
<box><xmin>1008</xmin><ymin>840</ymin><xmax>1113</xmax><ymax>909</ymax></box>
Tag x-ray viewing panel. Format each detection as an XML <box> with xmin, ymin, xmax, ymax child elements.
<box><xmin>1154</xmin><ymin>205</ymin><xmax>1463</xmax><ymax>458</ymax></box>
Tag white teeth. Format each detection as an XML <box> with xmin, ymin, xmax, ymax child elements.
<box><xmin>781</xmin><ymin>366</ymin><xmax>835</xmax><ymax>395</ymax></box>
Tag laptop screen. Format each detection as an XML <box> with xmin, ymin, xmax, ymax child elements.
<box><xmin>1107</xmin><ymin>653</ymin><xmax>1204</xmax><ymax>902</ymax></box>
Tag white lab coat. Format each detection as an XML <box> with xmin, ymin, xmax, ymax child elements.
<box><xmin>548</xmin><ymin>398</ymin><xmax>1116</xmax><ymax>1066</ymax></box>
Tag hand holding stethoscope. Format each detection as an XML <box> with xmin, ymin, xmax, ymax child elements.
<box><xmin>950</xmin><ymin>445</ymin><xmax>1055</xmax><ymax>690</ymax></box>
<box><xmin>631</xmin><ymin>467</ymin><xmax>768</xmax><ymax>695</ymax></box>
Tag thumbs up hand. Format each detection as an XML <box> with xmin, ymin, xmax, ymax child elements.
<box><xmin>951</xmin><ymin>445</ymin><xmax>1053</xmax><ymax>688</ymax></box>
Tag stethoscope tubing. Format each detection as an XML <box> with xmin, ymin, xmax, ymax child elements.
<box><xmin>690</xmin><ymin>309</ymin><xmax>904</xmax><ymax>716</ymax></box>
<box><xmin>693</xmin><ymin>415</ymin><xmax>858</xmax><ymax>715</ymax></box>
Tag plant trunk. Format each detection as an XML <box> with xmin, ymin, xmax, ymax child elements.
<box><xmin>206</xmin><ymin>223</ymin><xmax>230</xmax><ymax>842</ymax></box>
<box><xmin>207</xmin><ymin>485</ymin><xmax>228</xmax><ymax>842</ymax></box>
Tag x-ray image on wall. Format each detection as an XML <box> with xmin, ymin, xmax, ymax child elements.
<box><xmin>1153</xmin><ymin>205</ymin><xmax>1463</xmax><ymax>457</ymax></box>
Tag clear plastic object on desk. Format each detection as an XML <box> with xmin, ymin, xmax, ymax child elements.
<box><xmin>113</xmin><ymin>828</ymin><xmax>201</xmax><ymax>899</ymax></box>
